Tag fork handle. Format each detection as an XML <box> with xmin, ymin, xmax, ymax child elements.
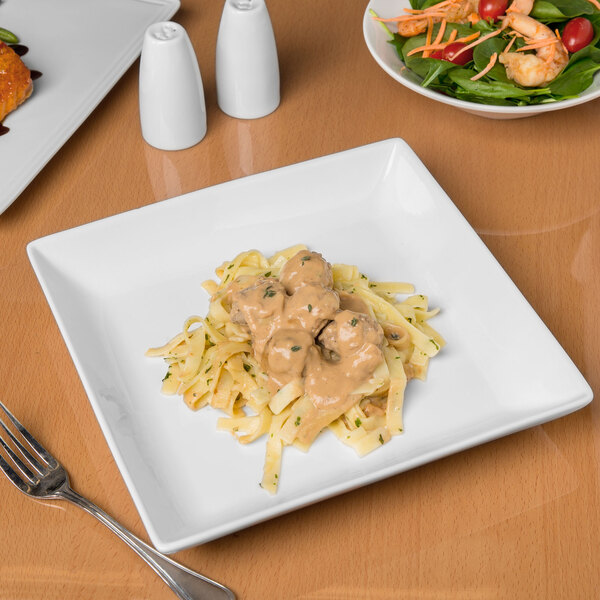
<box><xmin>58</xmin><ymin>487</ymin><xmax>235</xmax><ymax>600</ymax></box>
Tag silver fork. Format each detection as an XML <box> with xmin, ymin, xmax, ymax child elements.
<box><xmin>0</xmin><ymin>400</ymin><xmax>235</xmax><ymax>600</ymax></box>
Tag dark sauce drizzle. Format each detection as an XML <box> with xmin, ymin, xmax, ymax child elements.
<box><xmin>0</xmin><ymin>45</ymin><xmax>42</xmax><ymax>136</ymax></box>
<box><xmin>10</xmin><ymin>44</ymin><xmax>28</xmax><ymax>57</ymax></box>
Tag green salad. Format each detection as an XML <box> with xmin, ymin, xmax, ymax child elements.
<box><xmin>373</xmin><ymin>0</ymin><xmax>600</xmax><ymax>105</ymax></box>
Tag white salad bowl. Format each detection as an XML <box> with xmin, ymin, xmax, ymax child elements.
<box><xmin>363</xmin><ymin>0</ymin><xmax>600</xmax><ymax>119</ymax></box>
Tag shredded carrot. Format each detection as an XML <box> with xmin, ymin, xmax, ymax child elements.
<box><xmin>544</xmin><ymin>43</ymin><xmax>556</xmax><ymax>64</ymax></box>
<box><xmin>502</xmin><ymin>34</ymin><xmax>517</xmax><ymax>54</ymax></box>
<box><xmin>516</xmin><ymin>38</ymin><xmax>558</xmax><ymax>52</ymax></box>
<box><xmin>373</xmin><ymin>0</ymin><xmax>458</xmax><ymax>23</ymax></box>
<box><xmin>455</xmin><ymin>32</ymin><xmax>481</xmax><ymax>44</ymax></box>
<box><xmin>405</xmin><ymin>24</ymin><xmax>467</xmax><ymax>58</ymax></box>
<box><xmin>423</xmin><ymin>0</ymin><xmax>457</xmax><ymax>12</ymax></box>
<box><xmin>423</xmin><ymin>16</ymin><xmax>434</xmax><ymax>57</ymax></box>
<box><xmin>467</xmin><ymin>12</ymin><xmax>480</xmax><ymax>24</ymax></box>
<box><xmin>406</xmin><ymin>42</ymin><xmax>447</xmax><ymax>57</ymax></box>
<box><xmin>432</xmin><ymin>19</ymin><xmax>447</xmax><ymax>46</ymax></box>
<box><xmin>587</xmin><ymin>0</ymin><xmax>600</xmax><ymax>10</ymax></box>
<box><xmin>471</xmin><ymin>52</ymin><xmax>497</xmax><ymax>80</ymax></box>
<box><xmin>372</xmin><ymin>12</ymin><xmax>444</xmax><ymax>22</ymax></box>
<box><xmin>555</xmin><ymin>29</ymin><xmax>569</xmax><ymax>54</ymax></box>
<box><xmin>450</xmin><ymin>29</ymin><xmax>502</xmax><ymax>61</ymax></box>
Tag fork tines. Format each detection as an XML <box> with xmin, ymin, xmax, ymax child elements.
<box><xmin>0</xmin><ymin>400</ymin><xmax>57</xmax><ymax>492</ymax></box>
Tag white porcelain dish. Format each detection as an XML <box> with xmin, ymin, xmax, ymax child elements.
<box><xmin>27</xmin><ymin>138</ymin><xmax>592</xmax><ymax>553</ymax></box>
<box><xmin>0</xmin><ymin>0</ymin><xmax>180</xmax><ymax>216</ymax></box>
<box><xmin>363</xmin><ymin>0</ymin><xmax>600</xmax><ymax>119</ymax></box>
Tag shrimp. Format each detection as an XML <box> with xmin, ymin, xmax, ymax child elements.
<box><xmin>506</xmin><ymin>0</ymin><xmax>533</xmax><ymax>14</ymax></box>
<box><xmin>394</xmin><ymin>0</ymin><xmax>479</xmax><ymax>37</ymax></box>
<box><xmin>392</xmin><ymin>0</ymin><xmax>530</xmax><ymax>38</ymax></box>
<box><xmin>498</xmin><ymin>12</ymin><xmax>568</xmax><ymax>87</ymax></box>
<box><xmin>376</xmin><ymin>0</ymin><xmax>534</xmax><ymax>37</ymax></box>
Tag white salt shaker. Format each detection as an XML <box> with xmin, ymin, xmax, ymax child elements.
<box><xmin>139</xmin><ymin>22</ymin><xmax>207</xmax><ymax>150</ymax></box>
<box><xmin>216</xmin><ymin>0</ymin><xmax>280</xmax><ymax>119</ymax></box>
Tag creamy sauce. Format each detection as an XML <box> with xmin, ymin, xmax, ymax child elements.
<box><xmin>230</xmin><ymin>251</ymin><xmax>385</xmax><ymax>410</ymax></box>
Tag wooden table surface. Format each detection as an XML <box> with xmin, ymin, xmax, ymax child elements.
<box><xmin>2</xmin><ymin>1</ymin><xmax>600</xmax><ymax>598</ymax></box>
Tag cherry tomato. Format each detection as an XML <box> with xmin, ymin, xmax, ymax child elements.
<box><xmin>478</xmin><ymin>0</ymin><xmax>509</xmax><ymax>21</ymax></box>
<box><xmin>430</xmin><ymin>49</ymin><xmax>444</xmax><ymax>59</ymax></box>
<box><xmin>562</xmin><ymin>17</ymin><xmax>594</xmax><ymax>53</ymax></box>
<box><xmin>440</xmin><ymin>42</ymin><xmax>473</xmax><ymax>65</ymax></box>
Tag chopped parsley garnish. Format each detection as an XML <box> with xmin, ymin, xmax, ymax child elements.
<box><xmin>263</xmin><ymin>285</ymin><xmax>276</xmax><ymax>298</ymax></box>
<box><xmin>390</xmin><ymin>333</ymin><xmax>400</xmax><ymax>340</ymax></box>
<box><xmin>264</xmin><ymin>271</ymin><xmax>271</xmax><ymax>277</ymax></box>
<box><xmin>307</xmin><ymin>304</ymin><xmax>312</xmax><ymax>312</ymax></box>
<box><xmin>243</xmin><ymin>363</ymin><xmax>251</xmax><ymax>372</ymax></box>
<box><xmin>360</xmin><ymin>274</ymin><xmax>367</xmax><ymax>280</ymax></box>
<box><xmin>205</xmin><ymin>365</ymin><xmax>212</xmax><ymax>373</ymax></box>
<box><xmin>207</xmin><ymin>378</ymin><xmax>212</xmax><ymax>384</ymax></box>
<box><xmin>300</xmin><ymin>255</ymin><xmax>311</xmax><ymax>266</ymax></box>
<box><xmin>354</xmin><ymin>417</ymin><xmax>362</xmax><ymax>427</ymax></box>
<box><xmin>295</xmin><ymin>416</ymin><xmax>301</xmax><ymax>426</ymax></box>
<box><xmin>350</xmin><ymin>318</ymin><xmax>358</xmax><ymax>327</ymax></box>
<box><xmin>162</xmin><ymin>371</ymin><xmax>171</xmax><ymax>381</ymax></box>
<box><xmin>378</xmin><ymin>434</ymin><xmax>384</xmax><ymax>444</ymax></box>
<box><xmin>291</xmin><ymin>345</ymin><xmax>302</xmax><ymax>352</ymax></box>
<box><xmin>227</xmin><ymin>263</ymin><xmax>234</xmax><ymax>269</ymax></box>
<box><xmin>430</xmin><ymin>339</ymin><xmax>440</xmax><ymax>350</ymax></box>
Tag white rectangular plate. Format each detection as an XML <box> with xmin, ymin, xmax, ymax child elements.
<box><xmin>27</xmin><ymin>138</ymin><xmax>592</xmax><ymax>553</ymax></box>
<box><xmin>0</xmin><ymin>0</ymin><xmax>179</xmax><ymax>216</ymax></box>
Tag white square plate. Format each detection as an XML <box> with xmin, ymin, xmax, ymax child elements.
<box><xmin>27</xmin><ymin>138</ymin><xmax>592</xmax><ymax>553</ymax></box>
<box><xmin>0</xmin><ymin>0</ymin><xmax>179</xmax><ymax>215</ymax></box>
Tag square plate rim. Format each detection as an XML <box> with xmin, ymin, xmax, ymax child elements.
<box><xmin>26</xmin><ymin>138</ymin><xmax>593</xmax><ymax>553</ymax></box>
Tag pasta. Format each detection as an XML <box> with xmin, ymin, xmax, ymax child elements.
<box><xmin>146</xmin><ymin>245</ymin><xmax>444</xmax><ymax>493</ymax></box>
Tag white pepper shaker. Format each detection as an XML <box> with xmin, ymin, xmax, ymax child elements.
<box><xmin>139</xmin><ymin>22</ymin><xmax>207</xmax><ymax>150</ymax></box>
<box><xmin>215</xmin><ymin>0</ymin><xmax>280</xmax><ymax>119</ymax></box>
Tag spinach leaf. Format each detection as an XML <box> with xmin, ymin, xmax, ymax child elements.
<box><xmin>473</xmin><ymin>37</ymin><xmax>511</xmax><ymax>82</ymax></box>
<box><xmin>421</xmin><ymin>60</ymin><xmax>458</xmax><ymax>87</ymax></box>
<box><xmin>565</xmin><ymin>43</ymin><xmax>600</xmax><ymax>69</ymax></box>
<box><xmin>530</xmin><ymin>1</ymin><xmax>569</xmax><ymax>22</ymax></box>
<box><xmin>531</xmin><ymin>0</ymin><xmax>597</xmax><ymax>21</ymax></box>
<box><xmin>543</xmin><ymin>0</ymin><xmax>596</xmax><ymax>17</ymax></box>
<box><xmin>410</xmin><ymin>0</ymin><xmax>445</xmax><ymax>10</ymax></box>
<box><xmin>398</xmin><ymin>21</ymin><xmax>474</xmax><ymax>77</ymax></box>
<box><xmin>549</xmin><ymin>58</ymin><xmax>600</xmax><ymax>95</ymax></box>
<box><xmin>452</xmin><ymin>89</ymin><xmax>526</xmax><ymax>105</ymax></box>
<box><xmin>448</xmin><ymin>68</ymin><xmax>551</xmax><ymax>98</ymax></box>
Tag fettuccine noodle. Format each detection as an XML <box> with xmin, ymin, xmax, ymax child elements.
<box><xmin>146</xmin><ymin>245</ymin><xmax>444</xmax><ymax>493</ymax></box>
